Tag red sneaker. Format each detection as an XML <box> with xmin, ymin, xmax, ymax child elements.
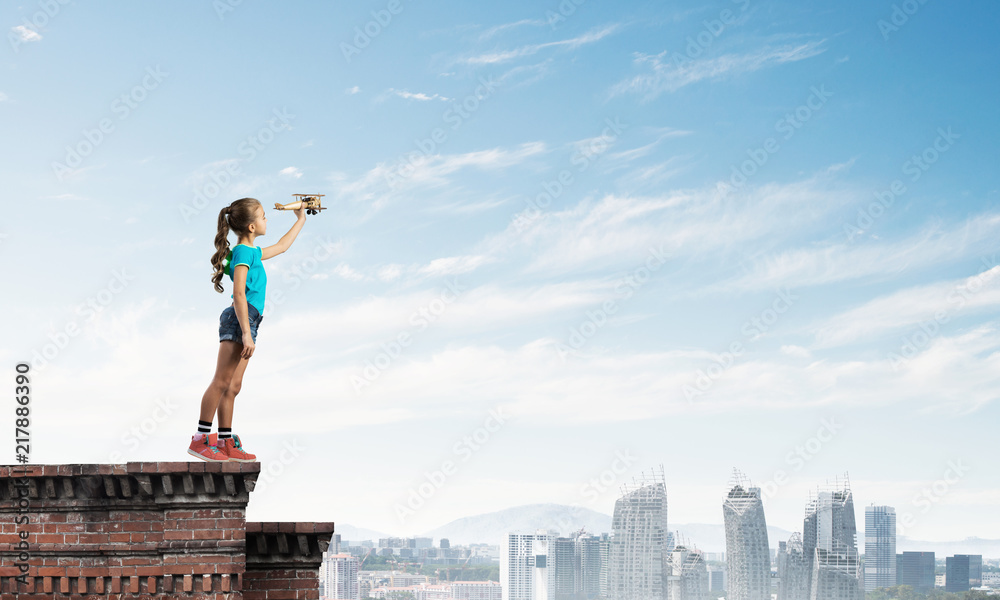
<box><xmin>220</xmin><ymin>434</ymin><xmax>257</xmax><ymax>462</ymax></box>
<box><xmin>187</xmin><ymin>433</ymin><xmax>227</xmax><ymax>462</ymax></box>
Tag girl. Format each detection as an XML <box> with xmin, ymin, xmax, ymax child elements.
<box><xmin>188</xmin><ymin>197</ymin><xmax>306</xmax><ymax>462</ymax></box>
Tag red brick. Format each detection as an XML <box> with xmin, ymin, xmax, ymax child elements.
<box><xmin>41</xmin><ymin>513</ymin><xmax>67</xmax><ymax>523</ymax></box>
<box><xmin>217</xmin><ymin>518</ymin><xmax>245</xmax><ymax>529</ymax></box>
<box><xmin>262</xmin><ymin>591</ymin><xmax>299</xmax><ymax>600</ymax></box>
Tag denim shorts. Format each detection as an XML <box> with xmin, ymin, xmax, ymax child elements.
<box><xmin>219</xmin><ymin>303</ymin><xmax>263</xmax><ymax>344</ymax></box>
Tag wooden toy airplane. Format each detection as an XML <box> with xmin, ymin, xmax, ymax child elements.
<box><xmin>274</xmin><ymin>194</ymin><xmax>326</xmax><ymax>215</ymax></box>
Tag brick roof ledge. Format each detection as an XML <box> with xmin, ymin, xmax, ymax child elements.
<box><xmin>244</xmin><ymin>522</ymin><xmax>335</xmax><ymax>600</ymax></box>
<box><xmin>0</xmin><ymin>462</ymin><xmax>332</xmax><ymax>597</ymax></box>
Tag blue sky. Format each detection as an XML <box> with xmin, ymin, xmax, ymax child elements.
<box><xmin>2</xmin><ymin>1</ymin><xmax>998</xmax><ymax>544</ymax></box>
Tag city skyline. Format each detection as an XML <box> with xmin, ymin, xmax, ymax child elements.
<box><xmin>2</xmin><ymin>0</ymin><xmax>998</xmax><ymax>544</ymax></box>
<box><xmin>327</xmin><ymin>470</ymin><xmax>993</xmax><ymax>552</ymax></box>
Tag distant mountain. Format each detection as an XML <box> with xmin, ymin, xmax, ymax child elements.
<box><xmin>414</xmin><ymin>503</ymin><xmax>794</xmax><ymax>552</ymax></box>
<box><xmin>420</xmin><ymin>503</ymin><xmax>611</xmax><ymax>546</ymax></box>
<box><xmin>334</xmin><ymin>523</ymin><xmax>391</xmax><ymax>544</ymax></box>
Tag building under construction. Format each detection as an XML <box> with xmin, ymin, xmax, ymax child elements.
<box><xmin>723</xmin><ymin>469</ymin><xmax>771</xmax><ymax>600</ymax></box>
<box><xmin>777</xmin><ymin>533</ymin><xmax>811</xmax><ymax>600</ymax></box>
<box><xmin>608</xmin><ymin>466</ymin><xmax>670</xmax><ymax>600</ymax></box>
<box><xmin>801</xmin><ymin>475</ymin><xmax>864</xmax><ymax>600</ymax></box>
<box><xmin>668</xmin><ymin>538</ymin><xmax>709</xmax><ymax>600</ymax></box>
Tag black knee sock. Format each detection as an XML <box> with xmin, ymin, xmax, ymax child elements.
<box><xmin>218</xmin><ymin>427</ymin><xmax>232</xmax><ymax>440</ymax></box>
<box><xmin>197</xmin><ymin>420</ymin><xmax>212</xmax><ymax>437</ymax></box>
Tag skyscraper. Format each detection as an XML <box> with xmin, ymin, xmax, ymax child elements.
<box><xmin>609</xmin><ymin>466</ymin><xmax>670</xmax><ymax>600</ymax></box>
<box><xmin>503</xmin><ymin>530</ymin><xmax>557</xmax><ymax>600</ymax></box>
<box><xmin>599</xmin><ymin>533</ymin><xmax>612</xmax><ymax>599</ymax></box>
<box><xmin>946</xmin><ymin>555</ymin><xmax>972</xmax><ymax>593</ymax></box>
<box><xmin>777</xmin><ymin>533</ymin><xmax>810</xmax><ymax>600</ymax></box>
<box><xmin>322</xmin><ymin>552</ymin><xmax>360</xmax><ymax>600</ymax></box>
<box><xmin>723</xmin><ymin>470</ymin><xmax>771</xmax><ymax>600</ymax></box>
<box><xmin>896</xmin><ymin>551</ymin><xmax>935</xmax><ymax>592</ymax></box>
<box><xmin>864</xmin><ymin>505</ymin><xmax>896</xmax><ymax>591</ymax></box>
<box><xmin>668</xmin><ymin>544</ymin><xmax>709</xmax><ymax>600</ymax></box>
<box><xmin>968</xmin><ymin>555</ymin><xmax>983</xmax><ymax>587</ymax></box>
<box><xmin>579</xmin><ymin>533</ymin><xmax>608</xmax><ymax>600</ymax></box>
<box><xmin>802</xmin><ymin>477</ymin><xmax>863</xmax><ymax>600</ymax></box>
<box><xmin>554</xmin><ymin>536</ymin><xmax>582</xmax><ymax>600</ymax></box>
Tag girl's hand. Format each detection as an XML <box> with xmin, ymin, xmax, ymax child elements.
<box><xmin>293</xmin><ymin>205</ymin><xmax>306</xmax><ymax>220</ymax></box>
<box><xmin>241</xmin><ymin>332</ymin><xmax>255</xmax><ymax>358</ymax></box>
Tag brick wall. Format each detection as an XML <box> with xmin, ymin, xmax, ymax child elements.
<box><xmin>244</xmin><ymin>522</ymin><xmax>335</xmax><ymax>600</ymax></box>
<box><xmin>0</xmin><ymin>463</ymin><xmax>333</xmax><ymax>599</ymax></box>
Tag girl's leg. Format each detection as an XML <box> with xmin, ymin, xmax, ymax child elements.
<box><xmin>217</xmin><ymin>353</ymin><xmax>250</xmax><ymax>429</ymax></box>
<box><xmin>199</xmin><ymin>341</ymin><xmax>243</xmax><ymax>424</ymax></box>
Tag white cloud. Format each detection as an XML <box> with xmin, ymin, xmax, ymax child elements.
<box><xmin>462</xmin><ymin>23</ymin><xmax>621</xmax><ymax>65</ymax></box>
<box><xmin>278</xmin><ymin>322</ymin><xmax>1000</xmax><ymax>425</ymax></box>
<box><xmin>280</xmin><ymin>166</ymin><xmax>303</xmax><ymax>179</ymax></box>
<box><xmin>603</xmin><ymin>129</ymin><xmax>693</xmax><ymax>164</ymax></box>
<box><xmin>424</xmin><ymin>197</ymin><xmax>510</xmax><ymax>215</ymax></box>
<box><xmin>377</xmin><ymin>264</ymin><xmax>404</xmax><ymax>282</ymax></box>
<box><xmin>346</xmin><ymin>85</ymin><xmax>361</xmax><ymax>95</ymax></box>
<box><xmin>716</xmin><ymin>213</ymin><xmax>1000</xmax><ymax>294</ymax></box>
<box><xmin>780</xmin><ymin>345</ymin><xmax>812</xmax><ymax>358</ymax></box>
<box><xmin>811</xmin><ymin>263</ymin><xmax>1000</xmax><ymax>348</ymax></box>
<box><xmin>417</xmin><ymin>255</ymin><xmax>493</xmax><ymax>278</ymax></box>
<box><xmin>486</xmin><ymin>169</ymin><xmax>857</xmax><ymax>277</ymax></box>
<box><xmin>611</xmin><ymin>41</ymin><xmax>826</xmax><ymax>100</ymax></box>
<box><xmin>333</xmin><ymin>263</ymin><xmax>366</xmax><ymax>282</ymax></box>
<box><xmin>495</xmin><ymin>60</ymin><xmax>554</xmax><ymax>89</ymax></box>
<box><xmin>0</xmin><ymin>92</ymin><xmax>8</xmax><ymax>102</ymax></box>
<box><xmin>11</xmin><ymin>25</ymin><xmax>41</xmax><ymax>42</ymax></box>
<box><xmin>478</xmin><ymin>18</ymin><xmax>547</xmax><ymax>41</ymax></box>
<box><xmin>378</xmin><ymin>88</ymin><xmax>451</xmax><ymax>102</ymax></box>
<box><xmin>332</xmin><ymin>142</ymin><xmax>547</xmax><ymax>213</ymax></box>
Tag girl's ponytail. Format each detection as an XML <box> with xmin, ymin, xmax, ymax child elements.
<box><xmin>209</xmin><ymin>198</ymin><xmax>262</xmax><ymax>293</ymax></box>
<box><xmin>210</xmin><ymin>206</ymin><xmax>232</xmax><ymax>293</ymax></box>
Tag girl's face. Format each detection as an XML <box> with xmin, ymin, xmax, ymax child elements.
<box><xmin>249</xmin><ymin>204</ymin><xmax>267</xmax><ymax>236</ymax></box>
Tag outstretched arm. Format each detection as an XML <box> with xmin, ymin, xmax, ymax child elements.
<box><xmin>262</xmin><ymin>207</ymin><xmax>306</xmax><ymax>260</ymax></box>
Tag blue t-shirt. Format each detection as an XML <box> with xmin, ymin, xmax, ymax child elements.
<box><xmin>224</xmin><ymin>244</ymin><xmax>267</xmax><ymax>313</ymax></box>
